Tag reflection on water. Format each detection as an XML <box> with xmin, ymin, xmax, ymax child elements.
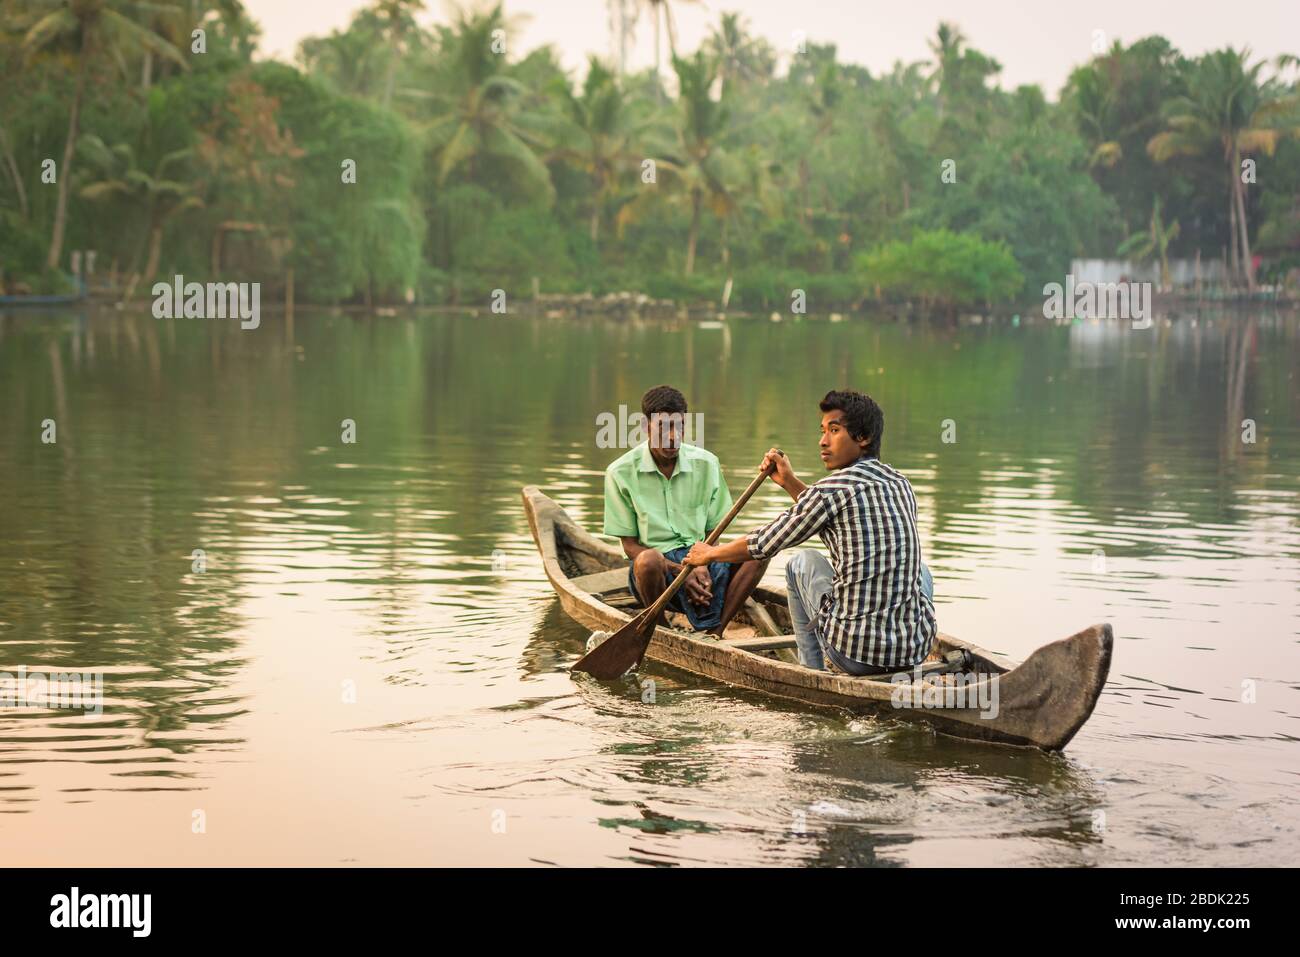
<box><xmin>0</xmin><ymin>307</ymin><xmax>1297</xmax><ymax>865</ymax></box>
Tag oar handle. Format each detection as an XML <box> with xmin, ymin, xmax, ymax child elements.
<box><xmin>640</xmin><ymin>451</ymin><xmax>782</xmax><ymax>624</ymax></box>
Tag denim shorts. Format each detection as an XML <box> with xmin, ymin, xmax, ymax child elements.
<box><xmin>628</xmin><ymin>546</ymin><xmax>732</xmax><ymax>631</ymax></box>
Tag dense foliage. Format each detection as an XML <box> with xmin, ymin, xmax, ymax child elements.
<box><xmin>1</xmin><ymin>1</ymin><xmax>1297</xmax><ymax>305</ymax></box>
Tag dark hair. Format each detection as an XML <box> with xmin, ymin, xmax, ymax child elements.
<box><xmin>819</xmin><ymin>390</ymin><xmax>883</xmax><ymax>458</ymax></box>
<box><xmin>641</xmin><ymin>385</ymin><xmax>687</xmax><ymax>418</ymax></box>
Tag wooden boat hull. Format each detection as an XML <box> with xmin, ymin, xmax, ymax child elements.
<box><xmin>523</xmin><ymin>486</ymin><xmax>1111</xmax><ymax>750</ymax></box>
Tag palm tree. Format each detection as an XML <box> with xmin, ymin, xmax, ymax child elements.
<box><xmin>373</xmin><ymin>0</ymin><xmax>426</xmax><ymax>107</ymax></box>
<box><xmin>926</xmin><ymin>21</ymin><xmax>1000</xmax><ymax>122</ymax></box>
<box><xmin>1066</xmin><ymin>43</ymin><xmax>1128</xmax><ymax>170</ymax></box>
<box><xmin>140</xmin><ymin>1</ymin><xmax>248</xmax><ymax>91</ymax></box>
<box><xmin>1148</xmin><ymin>48</ymin><xmax>1300</xmax><ymax>291</ymax></box>
<box><xmin>671</xmin><ymin>51</ymin><xmax>733</xmax><ymax>275</ymax></box>
<box><xmin>870</xmin><ymin>63</ymin><xmax>927</xmax><ymax>217</ymax></box>
<box><xmin>555</xmin><ymin>57</ymin><xmax>642</xmax><ymax>246</ymax></box>
<box><xmin>0</xmin><ymin>29</ymin><xmax>30</xmax><ymax>221</ymax></box>
<box><xmin>417</xmin><ymin>2</ymin><xmax>552</xmax><ymax>199</ymax></box>
<box><xmin>705</xmin><ymin>12</ymin><xmax>774</xmax><ymax>96</ymax></box>
<box><xmin>927</xmin><ymin>22</ymin><xmax>965</xmax><ymax>118</ymax></box>
<box><xmin>1063</xmin><ymin>36</ymin><xmax>1184</xmax><ymax>238</ymax></box>
<box><xmin>20</xmin><ymin>0</ymin><xmax>188</xmax><ymax>271</ymax></box>
<box><xmin>641</xmin><ymin>0</ymin><xmax>700</xmax><ymax>102</ymax></box>
<box><xmin>621</xmin><ymin>51</ymin><xmax>733</xmax><ymax>275</ymax></box>
<box><xmin>77</xmin><ymin>134</ymin><xmax>203</xmax><ymax>295</ymax></box>
<box><xmin>0</xmin><ymin>126</ymin><xmax>28</xmax><ymax>221</ymax></box>
<box><xmin>1117</xmin><ymin>196</ymin><xmax>1181</xmax><ymax>290</ymax></box>
<box><xmin>724</xmin><ymin>142</ymin><xmax>780</xmax><ymax>267</ymax></box>
<box><xmin>297</xmin><ymin>10</ymin><xmax>388</xmax><ymax>98</ymax></box>
<box><xmin>798</xmin><ymin>57</ymin><xmax>841</xmax><ymax>224</ymax></box>
<box><xmin>606</xmin><ymin>0</ymin><xmax>637</xmax><ymax>77</ymax></box>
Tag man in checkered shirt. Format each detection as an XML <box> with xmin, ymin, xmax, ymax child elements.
<box><xmin>684</xmin><ymin>390</ymin><xmax>936</xmax><ymax>675</ymax></box>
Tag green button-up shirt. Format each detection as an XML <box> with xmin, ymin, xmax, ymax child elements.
<box><xmin>603</xmin><ymin>443</ymin><xmax>734</xmax><ymax>552</ymax></box>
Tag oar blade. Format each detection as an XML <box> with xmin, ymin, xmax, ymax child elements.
<box><xmin>571</xmin><ymin>611</ymin><xmax>655</xmax><ymax>679</ymax></box>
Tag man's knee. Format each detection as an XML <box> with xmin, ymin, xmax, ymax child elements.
<box><xmin>784</xmin><ymin>550</ymin><xmax>811</xmax><ymax>587</ymax></box>
<box><xmin>633</xmin><ymin>549</ymin><xmax>665</xmax><ymax>577</ymax></box>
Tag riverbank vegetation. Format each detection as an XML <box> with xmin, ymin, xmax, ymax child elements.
<box><xmin>2</xmin><ymin>1</ymin><xmax>1298</xmax><ymax>308</ymax></box>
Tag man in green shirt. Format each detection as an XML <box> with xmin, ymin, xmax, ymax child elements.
<box><xmin>603</xmin><ymin>385</ymin><xmax>769</xmax><ymax>634</ymax></box>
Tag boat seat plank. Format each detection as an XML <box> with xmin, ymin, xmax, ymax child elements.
<box><xmin>570</xmin><ymin>568</ymin><xmax>630</xmax><ymax>594</ymax></box>
<box><xmin>723</xmin><ymin>635</ymin><xmax>798</xmax><ymax>651</ymax></box>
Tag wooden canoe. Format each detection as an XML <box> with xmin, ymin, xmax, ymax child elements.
<box><xmin>523</xmin><ymin>486</ymin><xmax>1112</xmax><ymax>751</ymax></box>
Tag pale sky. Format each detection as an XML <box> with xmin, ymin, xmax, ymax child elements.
<box><xmin>245</xmin><ymin>0</ymin><xmax>1299</xmax><ymax>98</ymax></box>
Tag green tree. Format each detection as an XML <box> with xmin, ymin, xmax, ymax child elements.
<box><xmin>914</xmin><ymin>115</ymin><xmax>1115</xmax><ymax>291</ymax></box>
<box><xmin>19</xmin><ymin>0</ymin><xmax>188</xmax><ymax>270</ymax></box>
<box><xmin>640</xmin><ymin>0</ymin><xmax>701</xmax><ymax>102</ymax></box>
<box><xmin>554</xmin><ymin>57</ymin><xmax>642</xmax><ymax>246</ymax></box>
<box><xmin>866</xmin><ymin>65</ymin><xmax>929</xmax><ymax>220</ymax></box>
<box><xmin>418</xmin><ymin>2</ymin><xmax>552</xmax><ymax>200</ymax></box>
<box><xmin>253</xmin><ymin>62</ymin><xmax>422</xmax><ymax>302</ymax></box>
<box><xmin>796</xmin><ymin>49</ymin><xmax>842</xmax><ymax>225</ymax></box>
<box><xmin>0</xmin><ymin>28</ymin><xmax>31</xmax><ymax>222</ymax></box>
<box><xmin>77</xmin><ymin>134</ymin><xmax>202</xmax><ymax>293</ymax></box>
<box><xmin>1063</xmin><ymin>37</ymin><xmax>1189</xmax><ymax>239</ymax></box>
<box><xmin>704</xmin><ymin>12</ymin><xmax>774</xmax><ymax>97</ymax></box>
<box><xmin>621</xmin><ymin>51</ymin><xmax>733</xmax><ymax>276</ymax></box>
<box><xmin>296</xmin><ymin>10</ymin><xmax>388</xmax><ymax>99</ymax></box>
<box><xmin>138</xmin><ymin>0</ymin><xmax>245</xmax><ymax>89</ymax></box>
<box><xmin>373</xmin><ymin>0</ymin><xmax>426</xmax><ymax>107</ymax></box>
<box><xmin>858</xmin><ymin>229</ymin><xmax>1024</xmax><ymax>312</ymax></box>
<box><xmin>1148</xmin><ymin>48</ymin><xmax>1300</xmax><ymax>291</ymax></box>
<box><xmin>927</xmin><ymin>21</ymin><xmax>1001</xmax><ymax>121</ymax></box>
<box><xmin>1117</xmin><ymin>196</ymin><xmax>1181</xmax><ymax>289</ymax></box>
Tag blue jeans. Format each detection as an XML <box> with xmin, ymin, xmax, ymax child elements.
<box><xmin>784</xmin><ymin>550</ymin><xmax>934</xmax><ymax>674</ymax></box>
<box><xmin>627</xmin><ymin>546</ymin><xmax>733</xmax><ymax>631</ymax></box>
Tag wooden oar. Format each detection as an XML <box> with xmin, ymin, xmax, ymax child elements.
<box><xmin>572</xmin><ymin>452</ymin><xmax>780</xmax><ymax>680</ymax></box>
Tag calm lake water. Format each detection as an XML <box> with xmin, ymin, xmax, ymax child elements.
<box><xmin>1</xmin><ymin>306</ymin><xmax>1297</xmax><ymax>866</ymax></box>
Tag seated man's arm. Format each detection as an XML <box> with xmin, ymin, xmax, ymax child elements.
<box><xmin>685</xmin><ymin>486</ymin><xmax>831</xmax><ymax>567</ymax></box>
<box><xmin>603</xmin><ymin>468</ymin><xmax>640</xmax><ymax>548</ymax></box>
<box><xmin>623</xmin><ymin>536</ymin><xmax>710</xmax><ymax>605</ymax></box>
<box><xmin>704</xmin><ymin>460</ymin><xmax>735</xmax><ymax>537</ymax></box>
<box><xmin>619</xmin><ymin>536</ymin><xmax>678</xmax><ymax>571</ymax></box>
<box><xmin>763</xmin><ymin>448</ymin><xmax>807</xmax><ymax>503</ymax></box>
<box><xmin>745</xmin><ymin>488</ymin><xmax>829</xmax><ymax>561</ymax></box>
